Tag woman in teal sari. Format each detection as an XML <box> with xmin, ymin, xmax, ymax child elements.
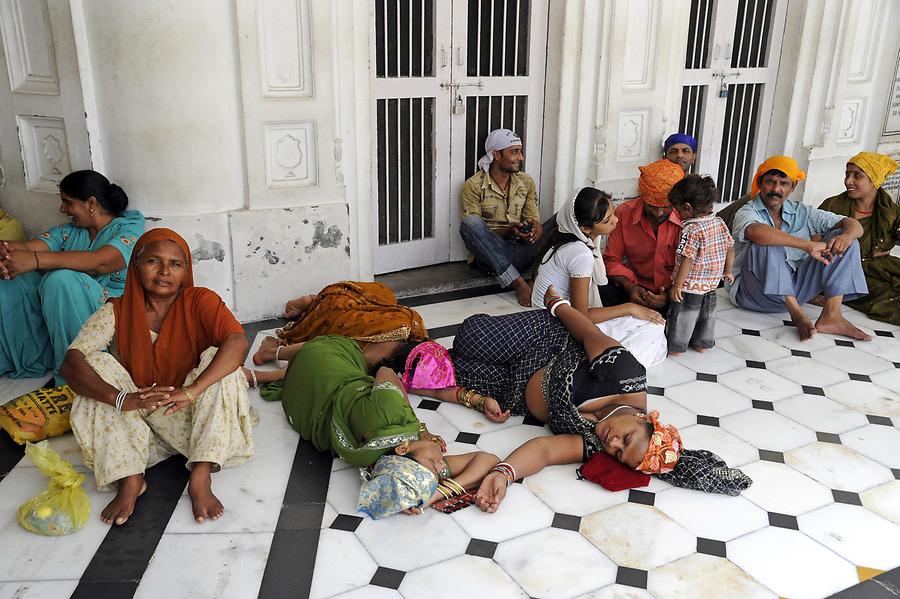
<box><xmin>819</xmin><ymin>152</ymin><xmax>900</xmax><ymax>326</ymax></box>
<box><xmin>0</xmin><ymin>170</ymin><xmax>144</xmax><ymax>380</ymax></box>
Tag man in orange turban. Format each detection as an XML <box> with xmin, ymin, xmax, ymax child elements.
<box><xmin>729</xmin><ymin>156</ymin><xmax>871</xmax><ymax>342</ymax></box>
<box><xmin>602</xmin><ymin>159</ymin><xmax>685</xmax><ymax>310</ymax></box>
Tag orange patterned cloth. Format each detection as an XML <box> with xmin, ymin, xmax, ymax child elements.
<box><xmin>636</xmin><ymin>410</ymin><xmax>682</xmax><ymax>474</ymax></box>
<box><xmin>749</xmin><ymin>155</ymin><xmax>806</xmax><ymax>196</ymax></box>
<box><xmin>638</xmin><ymin>159</ymin><xmax>685</xmax><ymax>207</ymax></box>
<box><xmin>277</xmin><ymin>281</ymin><xmax>428</xmax><ymax>344</ymax></box>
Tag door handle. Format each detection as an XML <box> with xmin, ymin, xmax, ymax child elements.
<box><xmin>725</xmin><ymin>43</ymin><xmax>732</xmax><ymax>61</ymax></box>
<box><xmin>713</xmin><ymin>44</ymin><xmax>720</xmax><ymax>60</ymax></box>
<box><xmin>456</xmin><ymin>46</ymin><xmax>463</xmax><ymax>66</ymax></box>
<box><xmin>440</xmin><ymin>45</ymin><xmax>448</xmax><ymax>68</ymax></box>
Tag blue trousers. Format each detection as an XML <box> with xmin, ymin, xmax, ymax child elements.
<box><xmin>459</xmin><ymin>214</ymin><xmax>553</xmax><ymax>287</ymax></box>
<box><xmin>734</xmin><ymin>236</ymin><xmax>869</xmax><ymax>313</ymax></box>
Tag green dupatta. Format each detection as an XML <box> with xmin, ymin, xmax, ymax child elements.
<box><xmin>265</xmin><ymin>335</ymin><xmax>420</xmax><ymax>467</ymax></box>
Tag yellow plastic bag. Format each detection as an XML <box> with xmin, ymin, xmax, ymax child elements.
<box><xmin>17</xmin><ymin>441</ymin><xmax>90</xmax><ymax>536</ymax></box>
<box><xmin>0</xmin><ymin>385</ymin><xmax>74</xmax><ymax>445</ymax></box>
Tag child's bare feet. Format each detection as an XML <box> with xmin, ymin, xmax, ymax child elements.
<box><xmin>253</xmin><ymin>336</ymin><xmax>284</xmax><ymax>365</ymax></box>
<box><xmin>513</xmin><ymin>278</ymin><xmax>532</xmax><ymax>307</ymax></box>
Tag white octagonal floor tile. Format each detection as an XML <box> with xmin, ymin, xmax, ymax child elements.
<box><xmin>646</xmin><ymin>395</ymin><xmax>696</xmax><ymax>429</ymax></box>
<box><xmin>494</xmin><ymin>528</ymin><xmax>617</xmax><ymax>599</ymax></box>
<box><xmin>854</xmin><ymin>335</ymin><xmax>900</xmax><ymax>363</ymax></box>
<box><xmin>451</xmin><ymin>482</ymin><xmax>554</xmax><ymax>542</ymax></box>
<box><xmin>646</xmin><ymin>359</ymin><xmax>697</xmax><ymax>388</ymax></box>
<box><xmin>719</xmin><ymin>409</ymin><xmax>816</xmax><ymax>452</ymax></box>
<box><xmin>438</xmin><ymin>402</ymin><xmax>524</xmax><ymax>434</ymax></box>
<box><xmin>766</xmin><ymin>355</ymin><xmax>848</xmax><ymax>387</ymax></box>
<box><xmin>580</xmin><ymin>503</ymin><xmax>695</xmax><ymax>570</ymax></box>
<box><xmin>664</xmin><ymin>381</ymin><xmax>752</xmax><ymax>417</ymax></box>
<box><xmin>738</xmin><ymin>460</ymin><xmax>833</xmax><ymax>516</ymax></box>
<box><xmin>811</xmin><ymin>346</ymin><xmax>894</xmax><ymax>376</ymax></box>
<box><xmin>717</xmin><ymin>309</ymin><xmax>783</xmax><ymax>331</ymax></box>
<box><xmin>416</xmin><ymin>293</ymin><xmax>523</xmax><ymax>328</ymax></box>
<box><xmin>648</xmin><ymin>553</ymin><xmax>776</xmax><ymax>599</ymax></box>
<box><xmin>717</xmin><ymin>335</ymin><xmax>791</xmax><ymax>362</ymax></box>
<box><xmin>332</xmin><ymin>586</ymin><xmax>403</xmax><ymax>599</ymax></box>
<box><xmin>677</xmin><ymin>424</ymin><xmax>759</xmax><ymax>467</ymax></box>
<box><xmin>476</xmin><ymin>424</ymin><xmax>551</xmax><ymax>462</ymax></box>
<box><xmin>824</xmin><ymin>380</ymin><xmax>900</xmax><ymax>417</ymax></box>
<box><xmin>308</xmin><ymin>529</ymin><xmax>377</xmax><ymax>599</ymax></box>
<box><xmin>400</xmin><ymin>555</ymin><xmax>527</xmax><ymax>599</ymax></box>
<box><xmin>713</xmin><ymin>318</ymin><xmax>742</xmax><ymax>340</ymax></box>
<box><xmin>760</xmin><ymin>325</ymin><xmax>838</xmax><ymax>352</ymax></box>
<box><xmin>411</xmin><ymin>406</ymin><xmax>461</xmax><ymax>443</ymax></box>
<box><xmin>0</xmin><ymin>582</ymin><xmax>80</xmax><ymax>599</ymax></box>
<box><xmin>355</xmin><ymin>507</ymin><xmax>469</xmax><ymax>571</ymax></box>
<box><xmin>840</xmin><ymin>424</ymin><xmax>900</xmax><ymax>468</ymax></box>
<box><xmin>870</xmin><ymin>369</ymin><xmax>900</xmax><ymax>395</ymax></box>
<box><xmin>653</xmin><ymin>487</ymin><xmax>768</xmax><ymax>541</ymax></box>
<box><xmin>842</xmin><ymin>309</ymin><xmax>900</xmax><ymax>332</ymax></box>
<box><xmin>718</xmin><ymin>368</ymin><xmax>802</xmax><ymax>402</ymax></box>
<box><xmin>784</xmin><ymin>442</ymin><xmax>893</xmax><ymax>493</ymax></box>
<box><xmin>669</xmin><ymin>346</ymin><xmax>746</xmax><ymax>375</ymax></box>
<box><xmin>861</xmin><ymin>480</ymin><xmax>900</xmax><ymax>526</ymax></box>
<box><xmin>728</xmin><ymin>527</ymin><xmax>858</xmax><ymax>599</ymax></box>
<box><xmin>577</xmin><ymin>584</ymin><xmax>654</xmax><ymax>599</ymax></box>
<box><xmin>524</xmin><ymin>464</ymin><xmax>628</xmax><ymax>516</ymax></box>
<box><xmin>774</xmin><ymin>394</ymin><xmax>869</xmax><ymax>434</ymax></box>
<box><xmin>798</xmin><ymin>503</ymin><xmax>900</xmax><ymax>571</ymax></box>
<box><xmin>326</xmin><ymin>465</ymin><xmax>363</xmax><ymax>516</ymax></box>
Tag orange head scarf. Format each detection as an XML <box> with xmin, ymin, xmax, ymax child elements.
<box><xmin>636</xmin><ymin>411</ymin><xmax>682</xmax><ymax>474</ymax></box>
<box><xmin>848</xmin><ymin>152</ymin><xmax>899</xmax><ymax>188</ymax></box>
<box><xmin>750</xmin><ymin>156</ymin><xmax>806</xmax><ymax>197</ymax></box>
<box><xmin>638</xmin><ymin>159</ymin><xmax>685</xmax><ymax>207</ymax></box>
<box><xmin>110</xmin><ymin>228</ymin><xmax>244</xmax><ymax>387</ymax></box>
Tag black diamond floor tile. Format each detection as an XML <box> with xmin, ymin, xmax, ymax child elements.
<box><xmin>874</xmin><ymin>330</ymin><xmax>894</xmax><ymax>337</ymax></box>
<box><xmin>752</xmin><ymin>400</ymin><xmax>774</xmax><ymax>411</ymax></box>
<box><xmin>802</xmin><ymin>385</ymin><xmax>826</xmax><ymax>396</ymax></box>
<box><xmin>696</xmin><ymin>372</ymin><xmax>718</xmax><ymax>382</ymax></box>
<box><xmin>330</xmin><ymin>514</ymin><xmax>364</xmax><ymax>533</ymax></box>
<box><xmin>817</xmin><ymin>431</ymin><xmax>842</xmax><ymax>444</ymax></box>
<box><xmin>417</xmin><ymin>399</ymin><xmax>441</xmax><ymax>410</ymax></box>
<box><xmin>768</xmin><ymin>512</ymin><xmax>799</xmax><ymax>530</ymax></box>
<box><xmin>627</xmin><ymin>489</ymin><xmax>655</xmax><ymax>506</ymax></box>
<box><xmin>746</xmin><ymin>360</ymin><xmax>767</xmax><ymax>369</ymax></box>
<box><xmin>696</xmin><ymin>537</ymin><xmax>727</xmax><ymax>558</ymax></box>
<box><xmin>832</xmin><ymin>489</ymin><xmax>862</xmax><ymax>506</ymax></box>
<box><xmin>834</xmin><ymin>339</ymin><xmax>855</xmax><ymax>347</ymax></box>
<box><xmin>551</xmin><ymin>513</ymin><xmax>582</xmax><ymax>531</ymax></box>
<box><xmin>892</xmin><ymin>468</ymin><xmax>900</xmax><ymax>480</ymax></box>
<box><xmin>791</xmin><ymin>349</ymin><xmax>812</xmax><ymax>358</ymax></box>
<box><xmin>465</xmin><ymin>538</ymin><xmax>498</xmax><ymax>559</ymax></box>
<box><xmin>456</xmin><ymin>432</ymin><xmax>481</xmax><ymax>444</ymax></box>
<box><xmin>616</xmin><ymin>566</ymin><xmax>648</xmax><ymax>589</ymax></box>
<box><xmin>782</xmin><ymin>320</ymin><xmax>794</xmax><ymax>327</ymax></box>
<box><xmin>370</xmin><ymin>566</ymin><xmax>405</xmax><ymax>590</ymax></box>
<box><xmin>759</xmin><ymin>449</ymin><xmax>784</xmax><ymax>463</ymax></box>
<box><xmin>867</xmin><ymin>414</ymin><xmax>894</xmax><ymax>426</ymax></box>
<box><xmin>849</xmin><ymin>373</ymin><xmax>872</xmax><ymax>382</ymax></box>
<box><xmin>696</xmin><ymin>415</ymin><xmax>720</xmax><ymax>427</ymax></box>
<box><xmin>895</xmin><ymin>362</ymin><xmax>900</xmax><ymax>369</ymax></box>
<box><xmin>741</xmin><ymin>329</ymin><xmax>761</xmax><ymax>336</ymax></box>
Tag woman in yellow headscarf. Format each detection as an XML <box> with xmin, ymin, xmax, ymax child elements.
<box><xmin>819</xmin><ymin>152</ymin><xmax>900</xmax><ymax>326</ymax></box>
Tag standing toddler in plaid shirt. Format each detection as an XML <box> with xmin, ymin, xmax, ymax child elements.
<box><xmin>666</xmin><ymin>175</ymin><xmax>734</xmax><ymax>354</ymax></box>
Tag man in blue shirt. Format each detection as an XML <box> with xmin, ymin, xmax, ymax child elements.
<box><xmin>730</xmin><ymin>156</ymin><xmax>870</xmax><ymax>341</ymax></box>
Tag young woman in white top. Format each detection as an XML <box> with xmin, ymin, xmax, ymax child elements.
<box><xmin>531</xmin><ymin>187</ymin><xmax>667</xmax><ymax>367</ymax></box>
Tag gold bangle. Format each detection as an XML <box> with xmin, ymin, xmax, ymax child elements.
<box><xmin>181</xmin><ymin>386</ymin><xmax>196</xmax><ymax>403</ymax></box>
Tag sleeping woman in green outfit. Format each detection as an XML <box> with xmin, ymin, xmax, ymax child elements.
<box><xmin>263</xmin><ymin>334</ymin><xmax>498</xmax><ymax>518</ymax></box>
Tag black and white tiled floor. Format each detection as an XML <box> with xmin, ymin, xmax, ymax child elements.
<box><xmin>0</xmin><ymin>287</ymin><xmax>899</xmax><ymax>599</ymax></box>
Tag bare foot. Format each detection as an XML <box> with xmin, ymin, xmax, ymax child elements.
<box><xmin>814</xmin><ymin>315</ymin><xmax>872</xmax><ymax>341</ymax></box>
<box><xmin>188</xmin><ymin>463</ymin><xmax>224</xmax><ymax>523</ymax></box>
<box><xmin>283</xmin><ymin>295</ymin><xmax>315</xmax><ymax>319</ymax></box>
<box><xmin>253</xmin><ymin>336</ymin><xmax>284</xmax><ymax>365</ymax></box>
<box><xmin>512</xmin><ymin>279</ymin><xmax>532</xmax><ymax>307</ymax></box>
<box><xmin>692</xmin><ymin>347</ymin><xmax>709</xmax><ymax>353</ymax></box>
<box><xmin>787</xmin><ymin>304</ymin><xmax>817</xmax><ymax>341</ymax></box>
<box><xmin>808</xmin><ymin>294</ymin><xmax>826</xmax><ymax>307</ymax></box>
<box><xmin>101</xmin><ymin>474</ymin><xmax>147</xmax><ymax>526</ymax></box>
<box><xmin>668</xmin><ymin>350</ymin><xmax>683</xmax><ymax>356</ymax></box>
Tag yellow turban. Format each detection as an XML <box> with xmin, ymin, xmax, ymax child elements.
<box><xmin>638</xmin><ymin>159</ymin><xmax>685</xmax><ymax>207</ymax></box>
<box><xmin>750</xmin><ymin>156</ymin><xmax>806</xmax><ymax>196</ymax></box>
<box><xmin>848</xmin><ymin>152</ymin><xmax>899</xmax><ymax>188</ymax></box>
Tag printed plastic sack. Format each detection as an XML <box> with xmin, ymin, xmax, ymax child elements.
<box><xmin>0</xmin><ymin>385</ymin><xmax>74</xmax><ymax>445</ymax></box>
<box><xmin>17</xmin><ymin>441</ymin><xmax>89</xmax><ymax>536</ymax></box>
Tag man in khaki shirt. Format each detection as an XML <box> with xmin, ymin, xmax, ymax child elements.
<box><xmin>460</xmin><ymin>129</ymin><xmax>547</xmax><ymax>306</ymax></box>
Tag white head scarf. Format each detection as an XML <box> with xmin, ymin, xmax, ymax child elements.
<box><xmin>556</xmin><ymin>190</ymin><xmax>609</xmax><ymax>307</ymax></box>
<box><xmin>477</xmin><ymin>129</ymin><xmax>523</xmax><ymax>172</ymax></box>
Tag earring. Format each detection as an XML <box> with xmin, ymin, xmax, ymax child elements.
<box><xmin>89</xmin><ymin>207</ymin><xmax>95</xmax><ymax>214</ymax></box>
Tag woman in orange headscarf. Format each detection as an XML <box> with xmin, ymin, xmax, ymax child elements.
<box><xmin>61</xmin><ymin>228</ymin><xmax>254</xmax><ymax>526</ymax></box>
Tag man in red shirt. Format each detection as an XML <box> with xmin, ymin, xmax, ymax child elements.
<box><xmin>601</xmin><ymin>159</ymin><xmax>685</xmax><ymax>310</ymax></box>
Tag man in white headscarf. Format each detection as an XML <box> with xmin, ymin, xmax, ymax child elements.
<box><xmin>460</xmin><ymin>129</ymin><xmax>547</xmax><ymax>306</ymax></box>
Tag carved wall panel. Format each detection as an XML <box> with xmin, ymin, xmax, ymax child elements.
<box><xmin>622</xmin><ymin>0</ymin><xmax>658</xmax><ymax>90</ymax></box>
<box><xmin>0</xmin><ymin>0</ymin><xmax>59</xmax><ymax>95</ymax></box>
<box><xmin>616</xmin><ymin>109</ymin><xmax>650</xmax><ymax>162</ymax></box>
<box><xmin>846</xmin><ymin>0</ymin><xmax>876</xmax><ymax>83</ymax></box>
<box><xmin>256</xmin><ymin>0</ymin><xmax>313</xmax><ymax>98</ymax></box>
<box><xmin>263</xmin><ymin>120</ymin><xmax>317</xmax><ymax>188</ymax></box>
<box><xmin>837</xmin><ymin>98</ymin><xmax>865</xmax><ymax>144</ymax></box>
<box><xmin>16</xmin><ymin>115</ymin><xmax>70</xmax><ymax>192</ymax></box>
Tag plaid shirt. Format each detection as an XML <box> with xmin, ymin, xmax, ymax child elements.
<box><xmin>674</xmin><ymin>215</ymin><xmax>733</xmax><ymax>294</ymax></box>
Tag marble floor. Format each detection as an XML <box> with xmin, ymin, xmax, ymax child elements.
<box><xmin>0</xmin><ymin>287</ymin><xmax>899</xmax><ymax>599</ymax></box>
